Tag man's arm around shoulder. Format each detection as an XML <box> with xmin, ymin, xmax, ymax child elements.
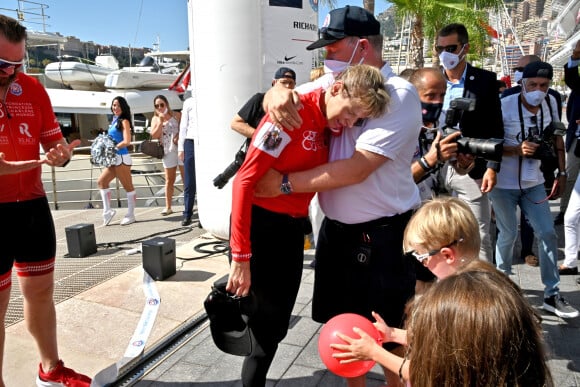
<box><xmin>255</xmin><ymin>149</ymin><xmax>387</xmax><ymax>197</ymax></box>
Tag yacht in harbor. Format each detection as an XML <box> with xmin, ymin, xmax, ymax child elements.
<box><xmin>104</xmin><ymin>50</ymin><xmax>189</xmax><ymax>90</ymax></box>
<box><xmin>44</xmin><ymin>54</ymin><xmax>119</xmax><ymax>91</ymax></box>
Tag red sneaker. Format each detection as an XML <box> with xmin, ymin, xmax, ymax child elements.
<box><xmin>36</xmin><ymin>360</ymin><xmax>91</xmax><ymax>387</ymax></box>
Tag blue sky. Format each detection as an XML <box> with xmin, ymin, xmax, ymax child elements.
<box><xmin>15</xmin><ymin>0</ymin><xmax>189</xmax><ymax>51</ymax></box>
<box><xmin>9</xmin><ymin>1</ymin><xmax>390</xmax><ymax>51</ymax></box>
<box><xmin>318</xmin><ymin>1</ymin><xmax>391</xmax><ymax>21</ymax></box>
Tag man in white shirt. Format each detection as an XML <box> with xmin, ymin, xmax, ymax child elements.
<box><xmin>489</xmin><ymin>61</ymin><xmax>578</xmax><ymax>319</ymax></box>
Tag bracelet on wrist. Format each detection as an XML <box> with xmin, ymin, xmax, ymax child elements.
<box><xmin>418</xmin><ymin>156</ymin><xmax>432</xmax><ymax>172</ymax></box>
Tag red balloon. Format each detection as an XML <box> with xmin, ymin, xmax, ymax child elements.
<box><xmin>318</xmin><ymin>313</ymin><xmax>380</xmax><ymax>378</ymax></box>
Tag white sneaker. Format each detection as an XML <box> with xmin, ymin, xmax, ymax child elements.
<box><xmin>103</xmin><ymin>209</ymin><xmax>116</xmax><ymax>226</ymax></box>
<box><xmin>120</xmin><ymin>215</ymin><xmax>136</xmax><ymax>226</ymax></box>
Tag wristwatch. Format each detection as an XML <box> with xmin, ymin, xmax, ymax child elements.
<box><xmin>559</xmin><ymin>171</ymin><xmax>568</xmax><ymax>177</ymax></box>
<box><xmin>280</xmin><ymin>174</ymin><xmax>293</xmax><ymax>195</ymax></box>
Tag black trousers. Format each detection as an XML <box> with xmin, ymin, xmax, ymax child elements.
<box><xmin>241</xmin><ymin>205</ymin><xmax>308</xmax><ymax>387</ymax></box>
<box><xmin>312</xmin><ymin>211</ymin><xmax>416</xmax><ymax>344</ymax></box>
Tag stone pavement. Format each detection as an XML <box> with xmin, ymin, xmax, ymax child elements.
<box><xmin>4</xmin><ymin>201</ymin><xmax>580</xmax><ymax>386</ymax></box>
<box><xmin>137</xmin><ymin>200</ymin><xmax>580</xmax><ymax>387</ymax></box>
<box><xmin>132</xmin><ymin>246</ymin><xmax>580</xmax><ymax>387</ymax></box>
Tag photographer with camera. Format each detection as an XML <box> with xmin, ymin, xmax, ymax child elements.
<box><xmin>501</xmin><ymin>54</ymin><xmax>563</xmax><ymax>268</ymax></box>
<box><xmin>230</xmin><ymin>67</ymin><xmax>296</xmax><ymax>139</ymax></box>
<box><xmin>213</xmin><ymin>68</ymin><xmax>298</xmax><ymax>191</ymax></box>
<box><xmin>407</xmin><ymin>68</ymin><xmax>460</xmax><ymax>199</ymax></box>
<box><xmin>437</xmin><ymin>23</ymin><xmax>504</xmax><ymax>263</ymax></box>
<box><xmin>489</xmin><ymin>61</ymin><xmax>578</xmax><ymax>319</ymax></box>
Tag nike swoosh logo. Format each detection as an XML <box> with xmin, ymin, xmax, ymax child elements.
<box><xmin>284</xmin><ymin>55</ymin><xmax>296</xmax><ymax>61</ymax></box>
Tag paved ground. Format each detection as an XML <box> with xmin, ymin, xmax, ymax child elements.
<box><xmin>4</xmin><ymin>200</ymin><xmax>580</xmax><ymax>386</ymax></box>
<box><xmin>133</xmin><ymin>239</ymin><xmax>580</xmax><ymax>387</ymax></box>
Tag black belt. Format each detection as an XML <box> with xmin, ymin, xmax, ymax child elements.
<box><xmin>327</xmin><ymin>209</ymin><xmax>414</xmax><ymax>231</ymax></box>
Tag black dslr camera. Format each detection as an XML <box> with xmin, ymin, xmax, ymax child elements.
<box><xmin>526</xmin><ymin>122</ymin><xmax>566</xmax><ymax>160</ymax></box>
<box><xmin>526</xmin><ymin>127</ymin><xmax>553</xmax><ymax>161</ymax></box>
<box><xmin>213</xmin><ymin>141</ymin><xmax>248</xmax><ymax>189</ymax></box>
<box><xmin>526</xmin><ymin>121</ymin><xmax>565</xmax><ymax>161</ymax></box>
<box><xmin>442</xmin><ymin>98</ymin><xmax>504</xmax><ymax>162</ymax></box>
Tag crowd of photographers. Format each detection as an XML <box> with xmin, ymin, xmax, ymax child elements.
<box><xmin>400</xmin><ymin>25</ymin><xmax>579</xmax><ymax>319</ymax></box>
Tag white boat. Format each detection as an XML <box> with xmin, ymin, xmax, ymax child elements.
<box><xmin>45</xmin><ymin>55</ymin><xmax>119</xmax><ymax>91</ymax></box>
<box><xmin>104</xmin><ymin>51</ymin><xmax>188</xmax><ymax>90</ymax></box>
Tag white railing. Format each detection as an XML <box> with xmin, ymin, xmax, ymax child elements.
<box><xmin>42</xmin><ymin>143</ymin><xmax>183</xmax><ymax>210</ymax></box>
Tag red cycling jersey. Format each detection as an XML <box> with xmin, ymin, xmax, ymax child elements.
<box><xmin>230</xmin><ymin>89</ymin><xmax>329</xmax><ymax>261</ymax></box>
<box><xmin>0</xmin><ymin>73</ymin><xmax>62</xmax><ymax>203</ymax></box>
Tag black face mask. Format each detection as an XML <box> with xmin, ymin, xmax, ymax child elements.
<box><xmin>421</xmin><ymin>102</ymin><xmax>443</xmax><ymax>125</ymax></box>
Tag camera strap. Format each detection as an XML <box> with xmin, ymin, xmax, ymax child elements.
<box><xmin>517</xmin><ymin>96</ymin><xmax>544</xmax><ymax>141</ymax></box>
<box><xmin>516</xmin><ymin>97</ymin><xmax>553</xmax><ymax>204</ymax></box>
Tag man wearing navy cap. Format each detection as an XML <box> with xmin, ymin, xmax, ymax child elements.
<box><xmin>489</xmin><ymin>61</ymin><xmax>578</xmax><ymax>319</ymax></box>
<box><xmin>258</xmin><ymin>5</ymin><xmax>421</xmax><ymax>386</ymax></box>
<box><xmin>231</xmin><ymin>67</ymin><xmax>296</xmax><ymax>139</ymax></box>
<box><xmin>272</xmin><ymin>67</ymin><xmax>296</xmax><ymax>88</ymax></box>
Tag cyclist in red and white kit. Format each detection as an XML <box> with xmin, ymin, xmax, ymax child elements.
<box><xmin>0</xmin><ymin>15</ymin><xmax>91</xmax><ymax>387</ymax></box>
<box><xmin>226</xmin><ymin>64</ymin><xmax>389</xmax><ymax>387</ymax></box>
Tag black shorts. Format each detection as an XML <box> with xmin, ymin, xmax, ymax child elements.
<box><xmin>0</xmin><ymin>197</ymin><xmax>56</xmax><ymax>277</ymax></box>
<box><xmin>312</xmin><ymin>211</ymin><xmax>416</xmax><ymax>332</ymax></box>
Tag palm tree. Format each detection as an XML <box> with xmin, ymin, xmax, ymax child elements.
<box><xmin>389</xmin><ymin>0</ymin><xmax>504</xmax><ymax>68</ymax></box>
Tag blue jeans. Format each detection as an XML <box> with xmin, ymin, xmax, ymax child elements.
<box><xmin>489</xmin><ymin>184</ymin><xmax>560</xmax><ymax>297</ymax></box>
<box><xmin>182</xmin><ymin>139</ymin><xmax>196</xmax><ymax>219</ymax></box>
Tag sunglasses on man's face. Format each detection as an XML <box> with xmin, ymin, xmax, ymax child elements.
<box><xmin>435</xmin><ymin>44</ymin><xmax>461</xmax><ymax>54</ymax></box>
<box><xmin>0</xmin><ymin>57</ymin><xmax>24</xmax><ymax>70</ymax></box>
<box><xmin>513</xmin><ymin>67</ymin><xmax>524</xmax><ymax>72</ymax></box>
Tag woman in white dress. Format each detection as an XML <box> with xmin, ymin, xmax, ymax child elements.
<box><xmin>150</xmin><ymin>95</ymin><xmax>183</xmax><ymax>216</ymax></box>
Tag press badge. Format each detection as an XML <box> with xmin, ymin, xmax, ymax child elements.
<box><xmin>254</xmin><ymin>122</ymin><xmax>291</xmax><ymax>158</ymax></box>
<box><xmin>521</xmin><ymin>158</ymin><xmax>540</xmax><ymax>182</ymax></box>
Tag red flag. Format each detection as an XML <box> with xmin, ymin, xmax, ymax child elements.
<box><xmin>480</xmin><ymin>20</ymin><xmax>499</xmax><ymax>39</ymax></box>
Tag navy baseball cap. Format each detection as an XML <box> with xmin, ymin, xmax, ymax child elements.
<box><xmin>522</xmin><ymin>61</ymin><xmax>553</xmax><ymax>80</ymax></box>
<box><xmin>307</xmin><ymin>5</ymin><xmax>381</xmax><ymax>51</ymax></box>
<box><xmin>274</xmin><ymin>67</ymin><xmax>296</xmax><ymax>81</ymax></box>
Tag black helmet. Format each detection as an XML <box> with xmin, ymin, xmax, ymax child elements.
<box><xmin>203</xmin><ymin>277</ymin><xmax>256</xmax><ymax>356</ymax></box>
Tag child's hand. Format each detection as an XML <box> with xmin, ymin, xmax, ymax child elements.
<box><xmin>331</xmin><ymin>327</ymin><xmax>382</xmax><ymax>363</ymax></box>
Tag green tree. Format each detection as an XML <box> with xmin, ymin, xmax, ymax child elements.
<box><xmin>388</xmin><ymin>0</ymin><xmax>503</xmax><ymax>68</ymax></box>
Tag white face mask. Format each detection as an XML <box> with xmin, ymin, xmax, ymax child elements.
<box><xmin>522</xmin><ymin>88</ymin><xmax>547</xmax><ymax>106</ymax></box>
<box><xmin>439</xmin><ymin>45</ymin><xmax>465</xmax><ymax>70</ymax></box>
<box><xmin>522</xmin><ymin>79</ymin><xmax>548</xmax><ymax>106</ymax></box>
<box><xmin>161</xmin><ymin>108</ymin><xmax>168</xmax><ymax>115</ymax></box>
<box><xmin>513</xmin><ymin>70</ymin><xmax>523</xmax><ymax>84</ymax></box>
<box><xmin>323</xmin><ymin>39</ymin><xmax>363</xmax><ymax>75</ymax></box>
